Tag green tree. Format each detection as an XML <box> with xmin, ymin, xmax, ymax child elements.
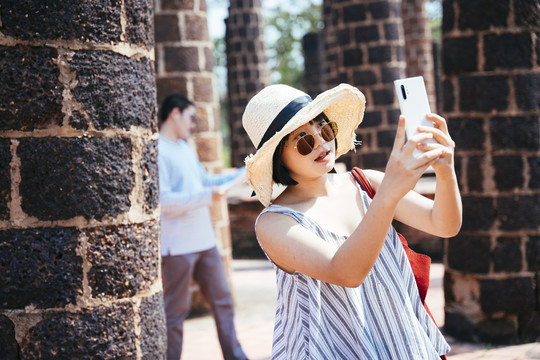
<box><xmin>265</xmin><ymin>1</ymin><xmax>322</xmax><ymax>89</ymax></box>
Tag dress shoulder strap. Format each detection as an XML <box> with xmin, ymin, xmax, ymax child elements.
<box><xmin>351</xmin><ymin>167</ymin><xmax>375</xmax><ymax>199</ymax></box>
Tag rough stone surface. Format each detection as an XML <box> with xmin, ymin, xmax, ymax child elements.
<box><xmin>459</xmin><ymin>75</ymin><xmax>509</xmax><ymax>112</ymax></box>
<box><xmin>20</xmin><ymin>304</ymin><xmax>137</xmax><ymax>359</ymax></box>
<box><xmin>85</xmin><ymin>221</ymin><xmax>160</xmax><ymax>299</ymax></box>
<box><xmin>457</xmin><ymin>0</ymin><xmax>509</xmax><ymax>30</ymax></box>
<box><xmin>526</xmin><ymin>236</ymin><xmax>540</xmax><ymax>271</ymax></box>
<box><xmin>514</xmin><ymin>73</ymin><xmax>540</xmax><ymax>111</ymax></box>
<box><xmin>480</xmin><ymin>277</ymin><xmax>535</xmax><ymax>314</ymax></box>
<box><xmin>529</xmin><ymin>157</ymin><xmax>540</xmax><ymax>189</ymax></box>
<box><xmin>155</xmin><ymin>14</ymin><xmax>181</xmax><ymax>42</ymax></box>
<box><xmin>461</xmin><ymin>196</ymin><xmax>496</xmax><ymax>231</ymax></box>
<box><xmin>140</xmin><ymin>292</ymin><xmax>167</xmax><ymax>359</ymax></box>
<box><xmin>125</xmin><ymin>0</ymin><xmax>154</xmax><ymax>48</ymax></box>
<box><xmin>444</xmin><ymin>311</ymin><xmax>478</xmax><ymax>342</ymax></box>
<box><xmin>142</xmin><ymin>140</ymin><xmax>159</xmax><ymax>214</ymax></box>
<box><xmin>447</xmin><ymin>117</ymin><xmax>484</xmax><ymax>150</ymax></box>
<box><xmin>0</xmin><ymin>227</ymin><xmax>83</xmax><ymax>309</ymax></box>
<box><xmin>0</xmin><ymin>315</ymin><xmax>20</xmax><ymax>359</ymax></box>
<box><xmin>498</xmin><ymin>195</ymin><xmax>540</xmax><ymax>231</ymax></box>
<box><xmin>493</xmin><ymin>156</ymin><xmax>524</xmax><ymax>191</ymax></box>
<box><xmin>476</xmin><ymin>317</ymin><xmax>518</xmax><ymax>344</ymax></box>
<box><xmin>447</xmin><ymin>235</ymin><xmax>491</xmax><ymax>273</ymax></box>
<box><xmin>442</xmin><ymin>36</ymin><xmax>478</xmax><ymax>74</ymax></box>
<box><xmin>70</xmin><ymin>51</ymin><xmax>157</xmax><ymax>131</ymax></box>
<box><xmin>484</xmin><ymin>33</ymin><xmax>532</xmax><ymax>70</ymax></box>
<box><xmin>490</xmin><ymin>116</ymin><xmax>539</xmax><ymax>151</ymax></box>
<box><xmin>494</xmin><ymin>237</ymin><xmax>522</xmax><ymax>272</ymax></box>
<box><xmin>0</xmin><ymin>0</ymin><xmax>123</xmax><ymax>42</ymax></box>
<box><xmin>0</xmin><ymin>139</ymin><xmax>10</xmax><ymax>221</ymax></box>
<box><xmin>466</xmin><ymin>156</ymin><xmax>484</xmax><ymax>192</ymax></box>
<box><xmin>17</xmin><ymin>137</ymin><xmax>133</xmax><ymax>221</ymax></box>
<box><xmin>0</xmin><ymin>46</ymin><xmax>63</xmax><ymax>131</ymax></box>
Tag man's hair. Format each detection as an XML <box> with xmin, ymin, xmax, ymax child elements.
<box><xmin>159</xmin><ymin>94</ymin><xmax>194</xmax><ymax>128</ymax></box>
<box><xmin>272</xmin><ymin>112</ymin><xmax>336</xmax><ymax>186</ymax></box>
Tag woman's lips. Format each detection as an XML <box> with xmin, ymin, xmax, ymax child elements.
<box><xmin>315</xmin><ymin>150</ymin><xmax>330</xmax><ymax>161</ymax></box>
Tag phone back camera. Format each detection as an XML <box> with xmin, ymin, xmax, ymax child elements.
<box><xmin>401</xmin><ymin>85</ymin><xmax>407</xmax><ymax>100</ymax></box>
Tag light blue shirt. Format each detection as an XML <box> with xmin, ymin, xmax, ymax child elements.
<box><xmin>158</xmin><ymin>135</ymin><xmax>243</xmax><ymax>255</ymax></box>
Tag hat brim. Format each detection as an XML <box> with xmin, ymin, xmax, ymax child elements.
<box><xmin>245</xmin><ymin>84</ymin><xmax>366</xmax><ymax>207</ymax></box>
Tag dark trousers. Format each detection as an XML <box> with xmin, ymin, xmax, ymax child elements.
<box><xmin>161</xmin><ymin>247</ymin><xmax>247</xmax><ymax>360</ymax></box>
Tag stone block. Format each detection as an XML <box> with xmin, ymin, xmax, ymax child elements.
<box><xmin>20</xmin><ymin>304</ymin><xmax>137</xmax><ymax>358</ymax></box>
<box><xmin>442</xmin><ymin>79</ymin><xmax>455</xmax><ymax>112</ymax></box>
<box><xmin>377</xmin><ymin>129</ymin><xmax>396</xmax><ymax>149</ymax></box>
<box><xmin>514</xmin><ymin>74</ymin><xmax>540</xmax><ymax>111</ymax></box>
<box><xmin>381</xmin><ymin>67</ymin><xmax>402</xmax><ymax>83</ymax></box>
<box><xmin>85</xmin><ymin>221</ymin><xmax>160</xmax><ymax>299</ymax></box>
<box><xmin>204</xmin><ymin>46</ymin><xmax>214</xmax><ymax>72</ymax></box>
<box><xmin>484</xmin><ymin>33</ymin><xmax>532</xmax><ymax>70</ymax></box>
<box><xmin>466</xmin><ymin>156</ymin><xmax>484</xmax><ymax>192</ymax></box>
<box><xmin>0</xmin><ymin>228</ymin><xmax>83</xmax><ymax>309</ymax></box>
<box><xmin>447</xmin><ymin>235</ymin><xmax>491</xmax><ymax>273</ymax></box>
<box><xmin>195</xmin><ymin>136</ymin><xmax>219</xmax><ymax>163</ymax></box>
<box><xmin>529</xmin><ymin>156</ymin><xmax>540</xmax><ymax>190</ymax></box>
<box><xmin>343</xmin><ymin>48</ymin><xmax>364</xmax><ymax>67</ymax></box>
<box><xmin>444</xmin><ymin>311</ymin><xmax>478</xmax><ymax>342</ymax></box>
<box><xmin>343</xmin><ymin>4</ymin><xmax>366</xmax><ymax>23</ymax></box>
<box><xmin>193</xmin><ymin>76</ymin><xmax>214</xmax><ymax>103</ymax></box>
<box><xmin>457</xmin><ymin>0</ymin><xmax>509</xmax><ymax>31</ymax></box>
<box><xmin>498</xmin><ymin>195</ymin><xmax>540</xmax><ymax>231</ymax></box>
<box><xmin>459</xmin><ymin>75</ymin><xmax>509</xmax><ymax>112</ymax></box>
<box><xmin>369</xmin><ymin>1</ymin><xmax>390</xmax><ymax>19</ymax></box>
<box><xmin>372</xmin><ymin>87</ymin><xmax>394</xmax><ymax>105</ymax></box>
<box><xmin>17</xmin><ymin>137</ymin><xmax>133</xmax><ymax>221</ymax></box>
<box><xmin>0</xmin><ymin>0</ymin><xmax>122</xmax><ymax>42</ymax></box>
<box><xmin>0</xmin><ymin>315</ymin><xmax>20</xmax><ymax>359</ymax></box>
<box><xmin>164</xmin><ymin>46</ymin><xmax>200</xmax><ymax>72</ymax></box>
<box><xmin>155</xmin><ymin>14</ymin><xmax>181</xmax><ymax>42</ymax></box>
<box><xmin>494</xmin><ymin>237</ymin><xmax>522</xmax><ymax>272</ymax></box>
<box><xmin>0</xmin><ymin>139</ymin><xmax>10</xmax><ymax>221</ymax></box>
<box><xmin>156</xmin><ymin>76</ymin><xmax>189</xmax><ymax>106</ymax></box>
<box><xmin>447</xmin><ymin>116</ymin><xmax>484</xmax><ymax>150</ymax></box>
<box><xmin>480</xmin><ymin>277</ymin><xmax>535</xmax><ymax>313</ymax></box>
<box><xmin>161</xmin><ymin>0</ymin><xmax>194</xmax><ymax>11</ymax></box>
<box><xmin>461</xmin><ymin>196</ymin><xmax>496</xmax><ymax>231</ymax></box>
<box><xmin>0</xmin><ymin>47</ymin><xmax>63</xmax><ymax>131</ymax></box>
<box><xmin>442</xmin><ymin>36</ymin><xmax>478</xmax><ymax>74</ymax></box>
<box><xmin>490</xmin><ymin>115</ymin><xmax>540</xmax><ymax>151</ymax></box>
<box><xmin>354</xmin><ymin>25</ymin><xmax>379</xmax><ymax>43</ymax></box>
<box><xmin>142</xmin><ymin>140</ymin><xmax>159</xmax><ymax>214</ymax></box>
<box><xmin>361</xmin><ymin>152</ymin><xmax>388</xmax><ymax>170</ymax></box>
<box><xmin>384</xmin><ymin>23</ymin><xmax>400</xmax><ymax>40</ymax></box>
<box><xmin>476</xmin><ymin>317</ymin><xmax>518</xmax><ymax>344</ymax></box>
<box><xmin>362</xmin><ymin>110</ymin><xmax>382</xmax><ymax>128</ymax></box>
<box><xmin>140</xmin><ymin>292</ymin><xmax>167</xmax><ymax>359</ymax></box>
<box><xmin>368</xmin><ymin>45</ymin><xmax>392</xmax><ymax>64</ymax></box>
<box><xmin>70</xmin><ymin>51</ymin><xmax>157</xmax><ymax>131</ymax></box>
<box><xmin>493</xmin><ymin>155</ymin><xmax>524</xmax><ymax>191</ymax></box>
<box><xmin>518</xmin><ymin>311</ymin><xmax>540</xmax><ymax>342</ymax></box>
<box><xmin>185</xmin><ymin>14</ymin><xmax>209</xmax><ymax>41</ymax></box>
<box><xmin>442</xmin><ymin>0</ymin><xmax>455</xmax><ymax>33</ymax></box>
<box><xmin>353</xmin><ymin>70</ymin><xmax>377</xmax><ymax>86</ymax></box>
<box><xmin>514</xmin><ymin>0</ymin><xmax>540</xmax><ymax>27</ymax></box>
<box><xmin>125</xmin><ymin>0</ymin><xmax>154</xmax><ymax>48</ymax></box>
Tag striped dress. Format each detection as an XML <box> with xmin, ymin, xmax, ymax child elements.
<box><xmin>257</xmin><ymin>187</ymin><xmax>450</xmax><ymax>359</ymax></box>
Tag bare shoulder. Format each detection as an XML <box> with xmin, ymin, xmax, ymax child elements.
<box><xmin>361</xmin><ymin>169</ymin><xmax>385</xmax><ymax>190</ymax></box>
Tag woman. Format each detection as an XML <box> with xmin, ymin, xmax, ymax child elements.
<box><xmin>242</xmin><ymin>83</ymin><xmax>462</xmax><ymax>359</ymax></box>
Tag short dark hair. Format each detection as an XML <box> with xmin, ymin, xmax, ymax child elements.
<box><xmin>272</xmin><ymin>112</ymin><xmax>336</xmax><ymax>186</ymax></box>
<box><xmin>159</xmin><ymin>94</ymin><xmax>194</xmax><ymax>128</ymax></box>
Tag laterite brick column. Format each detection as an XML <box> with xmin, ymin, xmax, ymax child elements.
<box><xmin>323</xmin><ymin>0</ymin><xmax>407</xmax><ymax>170</ymax></box>
<box><xmin>401</xmin><ymin>0</ymin><xmax>437</xmax><ymax>110</ymax></box>
<box><xmin>154</xmin><ymin>0</ymin><xmax>234</xmax><ymax>313</ymax></box>
<box><xmin>303</xmin><ymin>32</ymin><xmax>327</xmax><ymax>98</ymax></box>
<box><xmin>225</xmin><ymin>0</ymin><xmax>270</xmax><ymax>168</ymax></box>
<box><xmin>442</xmin><ymin>0</ymin><xmax>540</xmax><ymax>344</ymax></box>
<box><xmin>0</xmin><ymin>1</ymin><xmax>166</xmax><ymax>358</ymax></box>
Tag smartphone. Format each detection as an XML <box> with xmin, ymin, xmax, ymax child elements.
<box><xmin>393</xmin><ymin>76</ymin><xmax>435</xmax><ymax>156</ymax></box>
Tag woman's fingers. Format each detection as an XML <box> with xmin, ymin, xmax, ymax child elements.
<box><xmin>392</xmin><ymin>115</ymin><xmax>407</xmax><ymax>153</ymax></box>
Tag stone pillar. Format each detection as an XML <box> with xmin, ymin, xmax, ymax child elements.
<box><xmin>226</xmin><ymin>0</ymin><xmax>270</xmax><ymax>168</ymax></box>
<box><xmin>303</xmin><ymin>32</ymin><xmax>327</xmax><ymax>98</ymax></box>
<box><xmin>401</xmin><ymin>0</ymin><xmax>437</xmax><ymax>110</ymax></box>
<box><xmin>442</xmin><ymin>0</ymin><xmax>540</xmax><ymax>344</ymax></box>
<box><xmin>323</xmin><ymin>0</ymin><xmax>406</xmax><ymax>171</ymax></box>
<box><xmin>0</xmin><ymin>0</ymin><xmax>166</xmax><ymax>358</ymax></box>
<box><xmin>154</xmin><ymin>0</ymin><xmax>234</xmax><ymax>313</ymax></box>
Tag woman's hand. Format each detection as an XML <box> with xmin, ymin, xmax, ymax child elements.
<box><xmin>417</xmin><ymin>113</ymin><xmax>455</xmax><ymax>178</ymax></box>
<box><xmin>378</xmin><ymin>115</ymin><xmax>441</xmax><ymax>203</ymax></box>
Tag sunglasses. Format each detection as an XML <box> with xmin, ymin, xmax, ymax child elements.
<box><xmin>287</xmin><ymin>121</ymin><xmax>338</xmax><ymax>156</ymax></box>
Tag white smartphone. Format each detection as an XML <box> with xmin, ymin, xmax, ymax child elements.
<box><xmin>394</xmin><ymin>76</ymin><xmax>435</xmax><ymax>156</ymax></box>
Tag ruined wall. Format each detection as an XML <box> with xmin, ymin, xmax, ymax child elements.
<box><xmin>442</xmin><ymin>0</ymin><xmax>540</xmax><ymax>344</ymax></box>
<box><xmin>154</xmin><ymin>0</ymin><xmax>234</xmax><ymax>313</ymax></box>
<box><xmin>323</xmin><ymin>0</ymin><xmax>407</xmax><ymax>171</ymax></box>
<box><xmin>303</xmin><ymin>32</ymin><xmax>327</xmax><ymax>98</ymax></box>
<box><xmin>0</xmin><ymin>0</ymin><xmax>166</xmax><ymax>358</ymax></box>
<box><xmin>226</xmin><ymin>0</ymin><xmax>270</xmax><ymax>168</ymax></box>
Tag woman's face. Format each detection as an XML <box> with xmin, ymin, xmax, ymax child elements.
<box><xmin>281</xmin><ymin>118</ymin><xmax>337</xmax><ymax>182</ymax></box>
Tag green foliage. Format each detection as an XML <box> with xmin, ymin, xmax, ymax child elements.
<box><xmin>264</xmin><ymin>1</ymin><xmax>322</xmax><ymax>89</ymax></box>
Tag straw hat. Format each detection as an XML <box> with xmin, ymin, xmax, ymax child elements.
<box><xmin>242</xmin><ymin>83</ymin><xmax>366</xmax><ymax>207</ymax></box>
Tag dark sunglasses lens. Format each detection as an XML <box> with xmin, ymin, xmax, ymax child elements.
<box><xmin>321</xmin><ymin>122</ymin><xmax>337</xmax><ymax>141</ymax></box>
<box><xmin>296</xmin><ymin>135</ymin><xmax>315</xmax><ymax>155</ymax></box>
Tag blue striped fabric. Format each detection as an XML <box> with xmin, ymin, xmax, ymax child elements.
<box><xmin>257</xmin><ymin>188</ymin><xmax>450</xmax><ymax>359</ymax></box>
